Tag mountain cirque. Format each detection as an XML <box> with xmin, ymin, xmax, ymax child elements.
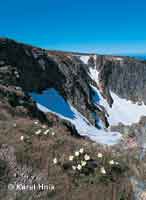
<box><xmin>0</xmin><ymin>38</ymin><xmax>146</xmax><ymax>199</ymax></box>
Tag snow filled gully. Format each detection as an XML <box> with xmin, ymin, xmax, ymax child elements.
<box><xmin>91</xmin><ymin>85</ymin><xmax>146</xmax><ymax>126</ymax></box>
<box><xmin>30</xmin><ymin>88</ymin><xmax>122</xmax><ymax>145</ymax></box>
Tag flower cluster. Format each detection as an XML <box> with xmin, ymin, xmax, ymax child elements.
<box><xmin>67</xmin><ymin>149</ymin><xmax>123</xmax><ymax>180</ymax></box>
<box><xmin>96</xmin><ymin>152</ymin><xmax>121</xmax><ymax>175</ymax></box>
<box><xmin>68</xmin><ymin>148</ymin><xmax>91</xmax><ymax>172</ymax></box>
<box><xmin>33</xmin><ymin>121</ymin><xmax>55</xmax><ymax>136</ymax></box>
<box><xmin>52</xmin><ymin>147</ymin><xmax>126</xmax><ymax>184</ymax></box>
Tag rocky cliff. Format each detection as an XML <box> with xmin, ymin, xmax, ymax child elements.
<box><xmin>1</xmin><ymin>38</ymin><xmax>146</xmax><ymax>127</ymax></box>
<box><xmin>0</xmin><ymin>38</ymin><xmax>98</xmax><ymax>125</ymax></box>
<box><xmin>96</xmin><ymin>55</ymin><xmax>146</xmax><ymax>104</ymax></box>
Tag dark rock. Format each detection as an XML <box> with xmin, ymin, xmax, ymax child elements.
<box><xmin>96</xmin><ymin>55</ymin><xmax>146</xmax><ymax>104</ymax></box>
<box><xmin>0</xmin><ymin>38</ymin><xmax>96</xmax><ymax>126</ymax></box>
<box><xmin>62</xmin><ymin>120</ymin><xmax>83</xmax><ymax>138</ymax></box>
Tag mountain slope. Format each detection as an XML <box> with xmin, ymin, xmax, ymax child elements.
<box><xmin>1</xmin><ymin>38</ymin><xmax>146</xmax><ymax>199</ymax></box>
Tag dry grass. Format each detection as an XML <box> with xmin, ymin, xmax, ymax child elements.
<box><xmin>0</xmin><ymin>101</ymin><xmax>138</xmax><ymax>200</ymax></box>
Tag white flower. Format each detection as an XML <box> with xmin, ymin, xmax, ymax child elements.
<box><xmin>35</xmin><ymin>129</ymin><xmax>42</xmax><ymax>135</ymax></box>
<box><xmin>84</xmin><ymin>154</ymin><xmax>90</xmax><ymax>161</ymax></box>
<box><xmin>53</xmin><ymin>158</ymin><xmax>58</xmax><ymax>164</ymax></box>
<box><xmin>14</xmin><ymin>71</ymin><xmax>18</xmax><ymax>75</ymax></box>
<box><xmin>72</xmin><ymin>166</ymin><xmax>76</xmax><ymax>170</ymax></box>
<box><xmin>20</xmin><ymin>136</ymin><xmax>24</xmax><ymax>141</ymax></box>
<box><xmin>81</xmin><ymin>160</ymin><xmax>87</xmax><ymax>166</ymax></box>
<box><xmin>79</xmin><ymin>148</ymin><xmax>84</xmax><ymax>154</ymax></box>
<box><xmin>51</xmin><ymin>132</ymin><xmax>55</xmax><ymax>136</ymax></box>
<box><xmin>109</xmin><ymin>160</ymin><xmax>114</xmax><ymax>165</ymax></box>
<box><xmin>69</xmin><ymin>155</ymin><xmax>74</xmax><ymax>161</ymax></box>
<box><xmin>77</xmin><ymin>164</ymin><xmax>82</xmax><ymax>170</ymax></box>
<box><xmin>115</xmin><ymin>162</ymin><xmax>119</xmax><ymax>165</ymax></box>
<box><xmin>15</xmin><ymin>86</ymin><xmax>21</xmax><ymax>90</ymax></box>
<box><xmin>51</xmin><ymin>185</ymin><xmax>55</xmax><ymax>191</ymax></box>
<box><xmin>44</xmin><ymin>129</ymin><xmax>49</xmax><ymax>135</ymax></box>
<box><xmin>75</xmin><ymin>151</ymin><xmax>80</xmax><ymax>157</ymax></box>
<box><xmin>34</xmin><ymin>121</ymin><xmax>38</xmax><ymax>125</ymax></box>
<box><xmin>100</xmin><ymin>167</ymin><xmax>106</xmax><ymax>174</ymax></box>
<box><xmin>16</xmin><ymin>74</ymin><xmax>20</xmax><ymax>78</ymax></box>
<box><xmin>42</xmin><ymin>125</ymin><xmax>47</xmax><ymax>129</ymax></box>
<box><xmin>97</xmin><ymin>153</ymin><xmax>103</xmax><ymax>158</ymax></box>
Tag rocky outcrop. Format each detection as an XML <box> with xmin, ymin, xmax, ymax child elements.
<box><xmin>1</xmin><ymin>38</ymin><xmax>146</xmax><ymax>128</ymax></box>
<box><xmin>0</xmin><ymin>38</ymin><xmax>99</xmax><ymax>126</ymax></box>
<box><xmin>95</xmin><ymin>55</ymin><xmax>146</xmax><ymax>104</ymax></box>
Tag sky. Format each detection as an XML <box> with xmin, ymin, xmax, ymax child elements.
<box><xmin>0</xmin><ymin>0</ymin><xmax>146</xmax><ymax>55</ymax></box>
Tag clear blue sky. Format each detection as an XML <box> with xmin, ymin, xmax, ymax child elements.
<box><xmin>0</xmin><ymin>0</ymin><xmax>146</xmax><ymax>54</ymax></box>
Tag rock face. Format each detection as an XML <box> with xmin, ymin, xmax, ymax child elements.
<box><xmin>0</xmin><ymin>38</ymin><xmax>97</xmax><ymax>126</ymax></box>
<box><xmin>1</xmin><ymin>38</ymin><xmax>146</xmax><ymax>130</ymax></box>
<box><xmin>95</xmin><ymin>55</ymin><xmax>146</xmax><ymax>104</ymax></box>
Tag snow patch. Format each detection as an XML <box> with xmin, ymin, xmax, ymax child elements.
<box><xmin>89</xmin><ymin>67</ymin><xmax>100</xmax><ymax>85</ymax></box>
<box><xmin>91</xmin><ymin>85</ymin><xmax>146</xmax><ymax>126</ymax></box>
<box><xmin>80</xmin><ymin>56</ymin><xmax>90</xmax><ymax>64</ymax></box>
<box><xmin>30</xmin><ymin>88</ymin><xmax>122</xmax><ymax>145</ymax></box>
<box><xmin>113</xmin><ymin>57</ymin><xmax>123</xmax><ymax>61</ymax></box>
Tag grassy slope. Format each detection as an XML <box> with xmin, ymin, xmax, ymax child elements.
<box><xmin>0</xmin><ymin>97</ymin><xmax>135</xmax><ymax>200</ymax></box>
